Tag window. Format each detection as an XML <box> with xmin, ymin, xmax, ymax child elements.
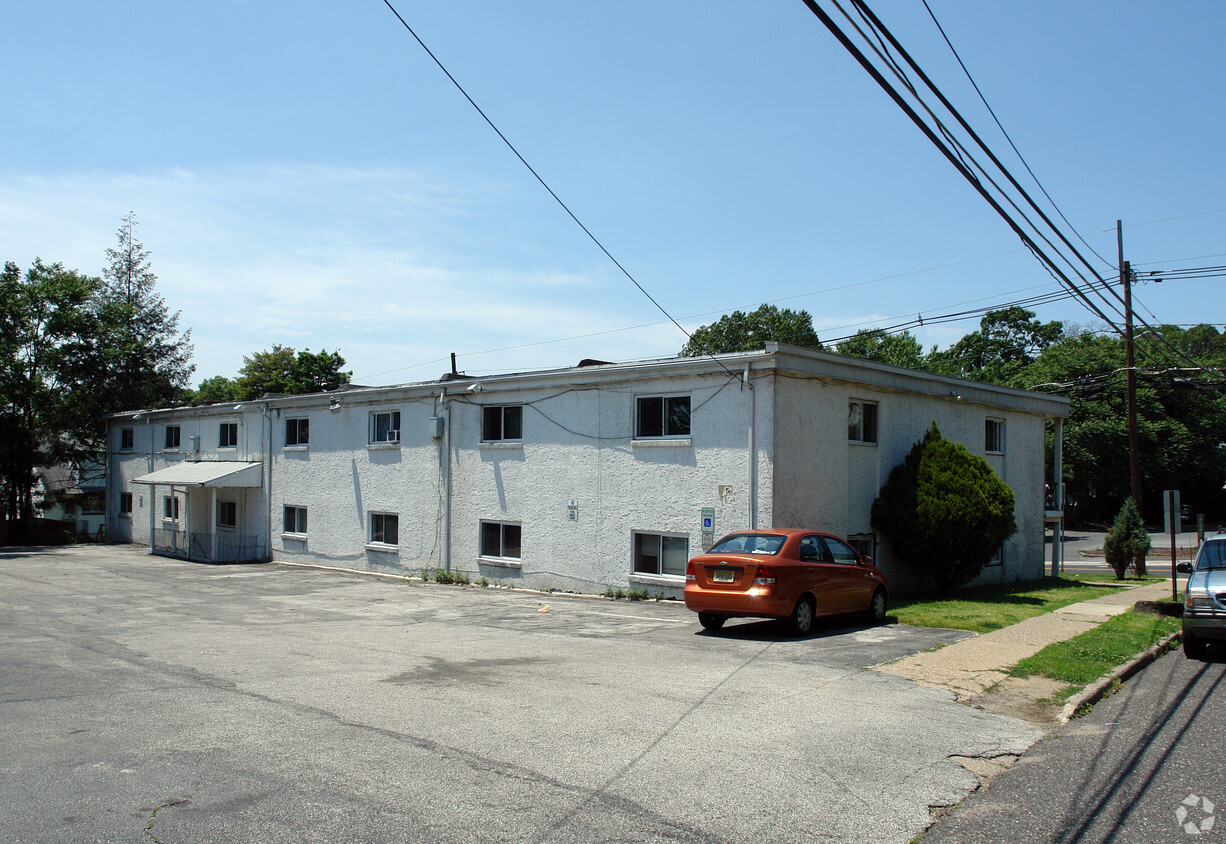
<box><xmin>370</xmin><ymin>411</ymin><xmax>400</xmax><ymax>444</ymax></box>
<box><xmin>822</xmin><ymin>535</ymin><xmax>860</xmax><ymax>565</ymax></box>
<box><xmin>633</xmin><ymin>532</ymin><xmax>689</xmax><ymax>577</ymax></box>
<box><xmin>480</xmin><ymin>521</ymin><xmax>521</xmax><ymax>559</ymax></box>
<box><xmin>482</xmin><ymin>406</ymin><xmax>523</xmax><ymax>442</ymax></box>
<box><xmin>848</xmin><ymin>401</ymin><xmax>878</xmax><ymax>444</ymax></box>
<box><xmin>635</xmin><ymin>395</ymin><xmax>691</xmax><ymax>439</ymax></box>
<box><xmin>284</xmin><ymin>505</ymin><xmax>308</xmax><ymax>535</ymax></box>
<box><xmin>120</xmin><ymin>428</ymin><xmax>134</xmax><ymax>450</ymax></box>
<box><xmin>162</xmin><ymin>496</ymin><xmax>179</xmax><ymax>521</ymax></box>
<box><xmin>847</xmin><ymin>534</ymin><xmax>876</xmax><ymax>563</ymax></box>
<box><xmin>119</xmin><ymin>492</ymin><xmax>133</xmax><ymax>515</ymax></box>
<box><xmin>217</xmin><ymin>501</ymin><xmax>237</xmax><ymax>528</ymax></box>
<box><xmin>985</xmin><ymin>418</ymin><xmax>1004</xmax><ymax>454</ymax></box>
<box><xmin>219</xmin><ymin>422</ymin><xmax>238</xmax><ymax>448</ymax></box>
<box><xmin>987</xmin><ymin>544</ymin><xmax>1003</xmax><ymax>567</ymax></box>
<box><xmin>164</xmin><ymin>425</ymin><xmax>181</xmax><ymax>450</ymax></box>
<box><xmin>370</xmin><ymin>512</ymin><xmax>399</xmax><ymax>546</ymax></box>
<box><xmin>286</xmin><ymin>417</ymin><xmax>309</xmax><ymax>447</ymax></box>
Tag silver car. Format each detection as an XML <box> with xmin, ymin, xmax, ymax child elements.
<box><xmin>1178</xmin><ymin>535</ymin><xmax>1226</xmax><ymax>659</ymax></box>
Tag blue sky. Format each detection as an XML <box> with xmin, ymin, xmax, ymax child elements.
<box><xmin>4</xmin><ymin>1</ymin><xmax>1223</xmax><ymax>387</ymax></box>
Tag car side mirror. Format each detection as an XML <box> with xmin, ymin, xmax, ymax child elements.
<box><xmin>1177</xmin><ymin>562</ymin><xmax>1193</xmax><ymax>574</ymax></box>
<box><xmin>861</xmin><ymin>555</ymin><xmax>873</xmax><ymax>567</ymax></box>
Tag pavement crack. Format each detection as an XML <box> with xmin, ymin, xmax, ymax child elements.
<box><xmin>144</xmin><ymin>797</ymin><xmax>190</xmax><ymax>844</ymax></box>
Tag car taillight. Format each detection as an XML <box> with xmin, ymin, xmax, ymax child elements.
<box><xmin>754</xmin><ymin>564</ymin><xmax>776</xmax><ymax>585</ymax></box>
<box><xmin>685</xmin><ymin>561</ymin><xmax>696</xmax><ymax>581</ymax></box>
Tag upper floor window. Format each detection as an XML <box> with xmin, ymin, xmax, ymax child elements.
<box><xmin>985</xmin><ymin>418</ymin><xmax>1004</xmax><ymax>454</ymax></box>
<box><xmin>482</xmin><ymin>406</ymin><xmax>523</xmax><ymax>442</ymax></box>
<box><xmin>632</xmin><ymin>532</ymin><xmax>689</xmax><ymax>577</ymax></box>
<box><xmin>164</xmin><ymin>425</ymin><xmax>181</xmax><ymax>450</ymax></box>
<box><xmin>635</xmin><ymin>395</ymin><xmax>690</xmax><ymax>439</ymax></box>
<box><xmin>219</xmin><ymin>422</ymin><xmax>238</xmax><ymax>448</ymax></box>
<box><xmin>370</xmin><ymin>411</ymin><xmax>400</xmax><ymax>444</ymax></box>
<box><xmin>286</xmin><ymin>417</ymin><xmax>309</xmax><ymax>447</ymax></box>
<box><xmin>848</xmin><ymin>401</ymin><xmax>878</xmax><ymax>444</ymax></box>
<box><xmin>120</xmin><ymin>428</ymin><xmax>134</xmax><ymax>450</ymax></box>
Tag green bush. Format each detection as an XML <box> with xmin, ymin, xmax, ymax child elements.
<box><xmin>1102</xmin><ymin>497</ymin><xmax>1150</xmax><ymax>580</ymax></box>
<box><xmin>871</xmin><ymin>422</ymin><xmax>1017</xmax><ymax>596</ymax></box>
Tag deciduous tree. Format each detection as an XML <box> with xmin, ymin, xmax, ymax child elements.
<box><xmin>680</xmin><ymin>304</ymin><xmax>822</xmax><ymax>357</ymax></box>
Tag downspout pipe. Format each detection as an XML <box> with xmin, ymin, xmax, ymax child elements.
<box><xmin>744</xmin><ymin>365</ymin><xmax>756</xmax><ymax>530</ymax></box>
<box><xmin>438</xmin><ymin>388</ymin><xmax>452</xmax><ymax>573</ymax></box>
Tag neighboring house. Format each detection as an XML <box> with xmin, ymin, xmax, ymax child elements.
<box><xmin>36</xmin><ymin>458</ymin><xmax>106</xmax><ymax>538</ymax></box>
<box><xmin>105</xmin><ymin>343</ymin><xmax>1069</xmax><ymax>596</ymax></box>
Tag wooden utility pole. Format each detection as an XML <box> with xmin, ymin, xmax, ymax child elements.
<box><xmin>1120</xmin><ymin>221</ymin><xmax>1146</xmax><ymax>575</ymax></box>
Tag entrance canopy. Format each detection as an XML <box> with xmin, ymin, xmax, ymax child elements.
<box><xmin>132</xmin><ymin>461</ymin><xmax>262</xmax><ymax>488</ymax></box>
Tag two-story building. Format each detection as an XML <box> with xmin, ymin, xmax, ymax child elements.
<box><xmin>105</xmin><ymin>343</ymin><xmax>1069</xmax><ymax>597</ymax></box>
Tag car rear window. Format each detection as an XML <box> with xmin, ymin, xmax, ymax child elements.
<box><xmin>708</xmin><ymin>534</ymin><xmax>786</xmax><ymax>555</ymax></box>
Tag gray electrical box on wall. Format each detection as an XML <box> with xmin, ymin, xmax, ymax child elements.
<box><xmin>428</xmin><ymin>417</ymin><xmax>445</xmax><ymax>439</ymax></box>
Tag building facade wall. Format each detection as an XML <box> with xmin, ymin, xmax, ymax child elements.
<box><xmin>106</xmin><ymin>347</ymin><xmax>1065</xmax><ymax>599</ymax></box>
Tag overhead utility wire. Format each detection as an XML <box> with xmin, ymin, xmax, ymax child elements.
<box><xmin>808</xmin><ymin>0</ymin><xmax>1223</xmax><ymax>381</ymax></box>
<box><xmin>843</xmin><ymin>0</ymin><xmax>1126</xmax><ymax>318</ymax></box>
<box><xmin>920</xmin><ymin>0</ymin><xmax>1113</xmax><ymax>270</ymax></box>
<box><xmin>377</xmin><ymin>1</ymin><xmax>736</xmax><ymax>376</ymax></box>
<box><xmin>801</xmin><ymin>0</ymin><xmax>1124</xmax><ymax>335</ymax></box>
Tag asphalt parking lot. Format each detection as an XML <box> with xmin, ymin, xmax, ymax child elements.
<box><xmin>1</xmin><ymin>545</ymin><xmax>1041</xmax><ymax>843</ymax></box>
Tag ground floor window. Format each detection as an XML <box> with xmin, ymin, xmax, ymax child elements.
<box><xmin>283</xmin><ymin>505</ymin><xmax>307</xmax><ymax>535</ymax></box>
<box><xmin>119</xmin><ymin>492</ymin><xmax>133</xmax><ymax>516</ymax></box>
<box><xmin>480</xmin><ymin>521</ymin><xmax>521</xmax><ymax>559</ymax></box>
<box><xmin>847</xmin><ymin>534</ymin><xmax>876</xmax><ymax>563</ymax></box>
<box><xmin>217</xmin><ymin>500</ymin><xmax>237</xmax><ymax>528</ymax></box>
<box><xmin>162</xmin><ymin>496</ymin><xmax>179</xmax><ymax>522</ymax></box>
<box><xmin>370</xmin><ymin>512</ymin><xmax>399</xmax><ymax>546</ymax></box>
<box><xmin>633</xmin><ymin>532</ymin><xmax>689</xmax><ymax>577</ymax></box>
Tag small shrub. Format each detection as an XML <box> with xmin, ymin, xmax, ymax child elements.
<box><xmin>1103</xmin><ymin>497</ymin><xmax>1150</xmax><ymax>580</ymax></box>
<box><xmin>626</xmin><ymin>588</ymin><xmax>649</xmax><ymax>601</ymax></box>
<box><xmin>478</xmin><ymin>577</ymin><xmax>489</xmax><ymax>587</ymax></box>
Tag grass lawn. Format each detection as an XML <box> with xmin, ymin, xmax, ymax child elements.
<box><xmin>1009</xmin><ymin>612</ymin><xmax>1181</xmax><ymax>699</ymax></box>
<box><xmin>890</xmin><ymin>577</ymin><xmax>1132</xmax><ymax>633</ymax></box>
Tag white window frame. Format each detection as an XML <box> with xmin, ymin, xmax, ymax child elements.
<box><xmin>985</xmin><ymin>418</ymin><xmax>1005</xmax><ymax>454</ymax></box>
<box><xmin>480</xmin><ymin>520</ymin><xmax>522</xmax><ymax>564</ymax></box>
<box><xmin>847</xmin><ymin>533</ymin><xmax>876</xmax><ymax>564</ymax></box>
<box><xmin>219</xmin><ymin>422</ymin><xmax>238</xmax><ymax>449</ymax></box>
<box><xmin>848</xmin><ymin>400</ymin><xmax>878</xmax><ymax>445</ymax></box>
<box><xmin>482</xmin><ymin>406</ymin><xmax>523</xmax><ymax>443</ymax></box>
<box><xmin>630</xmin><ymin>531</ymin><xmax>690</xmax><ymax>580</ymax></box>
<box><xmin>369</xmin><ymin>411</ymin><xmax>401</xmax><ymax>445</ymax></box>
<box><xmin>162</xmin><ymin>496</ymin><xmax>179</xmax><ymax>522</ymax></box>
<box><xmin>285</xmin><ymin>417</ymin><xmax>309</xmax><ymax>448</ymax></box>
<box><xmin>283</xmin><ymin>505</ymin><xmax>308</xmax><ymax>536</ymax></box>
<box><xmin>164</xmin><ymin>425</ymin><xmax>181</xmax><ymax>450</ymax></box>
<box><xmin>634</xmin><ymin>395</ymin><xmax>691</xmax><ymax>440</ymax></box>
<box><xmin>368</xmin><ymin>512</ymin><xmax>399</xmax><ymax>547</ymax></box>
<box><xmin>217</xmin><ymin>500</ymin><xmax>238</xmax><ymax>529</ymax></box>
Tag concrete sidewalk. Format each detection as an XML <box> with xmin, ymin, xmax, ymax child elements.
<box><xmin>876</xmin><ymin>579</ymin><xmax>1177</xmax><ymax>703</ymax></box>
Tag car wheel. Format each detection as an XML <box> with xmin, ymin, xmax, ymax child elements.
<box><xmin>1183</xmin><ymin>631</ymin><xmax>1207</xmax><ymax>660</ymax></box>
<box><xmin>866</xmin><ymin>588</ymin><xmax>887</xmax><ymax>625</ymax></box>
<box><xmin>786</xmin><ymin>596</ymin><xmax>815</xmax><ymax>636</ymax></box>
<box><xmin>698</xmin><ymin>612</ymin><xmax>726</xmax><ymax>631</ymax></box>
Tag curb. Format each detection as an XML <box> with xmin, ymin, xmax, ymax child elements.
<box><xmin>1058</xmin><ymin>631</ymin><xmax>1181</xmax><ymax>723</ymax></box>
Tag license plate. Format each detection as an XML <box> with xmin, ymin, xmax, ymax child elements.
<box><xmin>712</xmin><ymin>568</ymin><xmax>735</xmax><ymax>583</ymax></box>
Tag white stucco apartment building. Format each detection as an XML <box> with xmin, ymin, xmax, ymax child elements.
<box><xmin>105</xmin><ymin>343</ymin><xmax>1069</xmax><ymax>597</ymax></box>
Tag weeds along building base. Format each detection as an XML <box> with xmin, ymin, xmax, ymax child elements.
<box><xmin>106</xmin><ymin>343</ymin><xmax>1069</xmax><ymax>598</ymax></box>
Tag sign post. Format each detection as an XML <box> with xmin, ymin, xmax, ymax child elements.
<box><xmin>1165</xmin><ymin>490</ymin><xmax>1179</xmax><ymax>601</ymax></box>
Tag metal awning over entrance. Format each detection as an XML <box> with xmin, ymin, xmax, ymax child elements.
<box><xmin>132</xmin><ymin>461</ymin><xmax>262</xmax><ymax>488</ymax></box>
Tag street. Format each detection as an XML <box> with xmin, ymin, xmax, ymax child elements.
<box><xmin>1</xmin><ymin>544</ymin><xmax>1038</xmax><ymax>844</ymax></box>
<box><xmin>921</xmin><ymin>646</ymin><xmax>1226</xmax><ymax>843</ymax></box>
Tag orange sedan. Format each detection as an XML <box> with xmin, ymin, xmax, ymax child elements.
<box><xmin>684</xmin><ymin>529</ymin><xmax>888</xmax><ymax>635</ymax></box>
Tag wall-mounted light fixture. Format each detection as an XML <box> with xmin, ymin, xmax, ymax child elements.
<box><xmin>329</xmin><ymin>398</ymin><xmax>343</xmax><ymax>413</ymax></box>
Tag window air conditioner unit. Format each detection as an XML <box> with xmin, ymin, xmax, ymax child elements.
<box><xmin>387</xmin><ymin>430</ymin><xmax>399</xmax><ymax>442</ymax></box>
